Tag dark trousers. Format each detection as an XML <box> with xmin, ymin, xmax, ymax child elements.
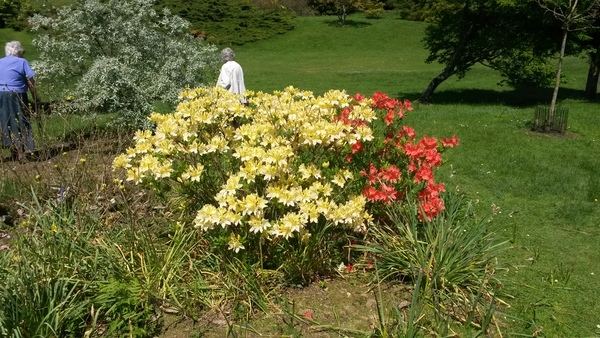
<box><xmin>0</xmin><ymin>91</ymin><xmax>34</xmax><ymax>151</ymax></box>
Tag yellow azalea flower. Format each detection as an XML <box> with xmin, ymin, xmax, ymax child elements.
<box><xmin>181</xmin><ymin>163</ymin><xmax>205</xmax><ymax>182</ymax></box>
<box><xmin>134</xmin><ymin>129</ymin><xmax>153</xmax><ymax>141</ymax></box>
<box><xmin>154</xmin><ymin>160</ymin><xmax>173</xmax><ymax>179</ymax></box>
<box><xmin>272</xmin><ymin>212</ymin><xmax>307</xmax><ymax>238</ymax></box>
<box><xmin>112</xmin><ymin>154</ymin><xmax>130</xmax><ymax>169</ymax></box>
<box><xmin>239</xmin><ymin>160</ymin><xmax>259</xmax><ymax>183</ymax></box>
<box><xmin>219</xmin><ymin>209</ymin><xmax>243</xmax><ymax>227</ymax></box>
<box><xmin>331</xmin><ymin>172</ymin><xmax>347</xmax><ymax>188</ymax></box>
<box><xmin>228</xmin><ymin>233</ymin><xmax>245</xmax><ymax>253</ymax></box>
<box><xmin>138</xmin><ymin>154</ymin><xmax>159</xmax><ymax>173</ymax></box>
<box><xmin>126</xmin><ymin>168</ymin><xmax>142</xmax><ymax>184</ymax></box>
<box><xmin>299</xmin><ymin>186</ymin><xmax>319</xmax><ymax>203</ymax></box>
<box><xmin>266</xmin><ymin>184</ymin><xmax>285</xmax><ymax>200</ymax></box>
<box><xmin>259</xmin><ymin>163</ymin><xmax>279</xmax><ymax>181</ymax></box>
<box><xmin>207</xmin><ymin>135</ymin><xmax>229</xmax><ymax>153</ymax></box>
<box><xmin>240</xmin><ymin>193</ymin><xmax>268</xmax><ymax>216</ymax></box>
<box><xmin>331</xmin><ymin>170</ymin><xmax>353</xmax><ymax>188</ymax></box>
<box><xmin>248</xmin><ymin>216</ymin><xmax>271</xmax><ymax>234</ymax></box>
<box><xmin>298</xmin><ymin>202</ymin><xmax>320</xmax><ymax>223</ymax></box>
<box><xmin>194</xmin><ymin>205</ymin><xmax>219</xmax><ymax>230</ymax></box>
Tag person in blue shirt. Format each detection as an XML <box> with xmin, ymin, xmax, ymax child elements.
<box><xmin>0</xmin><ymin>40</ymin><xmax>37</xmax><ymax>161</ymax></box>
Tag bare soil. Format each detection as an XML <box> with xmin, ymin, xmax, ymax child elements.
<box><xmin>159</xmin><ymin>277</ymin><xmax>412</xmax><ymax>338</ymax></box>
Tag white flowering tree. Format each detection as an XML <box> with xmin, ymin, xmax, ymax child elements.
<box><xmin>29</xmin><ymin>0</ymin><xmax>220</xmax><ymax>128</ymax></box>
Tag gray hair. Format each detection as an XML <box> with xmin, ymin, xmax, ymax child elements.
<box><xmin>221</xmin><ymin>48</ymin><xmax>235</xmax><ymax>62</ymax></box>
<box><xmin>5</xmin><ymin>41</ymin><xmax>24</xmax><ymax>57</ymax></box>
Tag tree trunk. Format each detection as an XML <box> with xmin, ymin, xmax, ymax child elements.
<box><xmin>584</xmin><ymin>49</ymin><xmax>599</xmax><ymax>99</ymax></box>
<box><xmin>418</xmin><ymin>0</ymin><xmax>474</xmax><ymax>103</ymax></box>
<box><xmin>548</xmin><ymin>28</ymin><xmax>568</xmax><ymax>131</ymax></box>
<box><xmin>419</xmin><ymin>67</ymin><xmax>455</xmax><ymax>103</ymax></box>
<box><xmin>338</xmin><ymin>4</ymin><xmax>348</xmax><ymax>25</ymax></box>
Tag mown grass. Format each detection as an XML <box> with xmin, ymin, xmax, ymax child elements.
<box><xmin>233</xmin><ymin>12</ymin><xmax>600</xmax><ymax>336</ymax></box>
<box><xmin>2</xmin><ymin>10</ymin><xmax>600</xmax><ymax>337</ymax></box>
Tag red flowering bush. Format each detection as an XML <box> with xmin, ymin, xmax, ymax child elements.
<box><xmin>338</xmin><ymin>92</ymin><xmax>459</xmax><ymax>221</ymax></box>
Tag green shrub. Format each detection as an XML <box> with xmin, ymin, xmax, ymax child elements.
<box><xmin>156</xmin><ymin>0</ymin><xmax>296</xmax><ymax>45</ymax></box>
<box><xmin>0</xmin><ymin>191</ymin><xmax>207</xmax><ymax>336</ymax></box>
<box><xmin>113</xmin><ymin>87</ymin><xmax>459</xmax><ymax>286</ymax></box>
<box><xmin>0</xmin><ymin>0</ymin><xmax>34</xmax><ymax>30</ymax></box>
<box><xmin>354</xmin><ymin>192</ymin><xmax>507</xmax><ymax>333</ymax></box>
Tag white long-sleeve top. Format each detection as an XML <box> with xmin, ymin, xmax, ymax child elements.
<box><xmin>216</xmin><ymin>61</ymin><xmax>246</xmax><ymax>103</ymax></box>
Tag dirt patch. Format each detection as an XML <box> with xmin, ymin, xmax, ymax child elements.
<box><xmin>158</xmin><ymin>277</ymin><xmax>412</xmax><ymax>337</ymax></box>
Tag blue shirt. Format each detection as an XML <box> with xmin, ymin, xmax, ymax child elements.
<box><xmin>0</xmin><ymin>55</ymin><xmax>35</xmax><ymax>93</ymax></box>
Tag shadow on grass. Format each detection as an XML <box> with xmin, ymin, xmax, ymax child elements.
<box><xmin>324</xmin><ymin>19</ymin><xmax>372</xmax><ymax>28</ymax></box>
<box><xmin>398</xmin><ymin>87</ymin><xmax>598</xmax><ymax>107</ymax></box>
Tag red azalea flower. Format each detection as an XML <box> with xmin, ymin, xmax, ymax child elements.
<box><xmin>404</xmin><ymin>99</ymin><xmax>413</xmax><ymax>111</ymax></box>
<box><xmin>345</xmin><ymin>263</ymin><xmax>354</xmax><ymax>273</ymax></box>
<box><xmin>402</xmin><ymin>126</ymin><xmax>416</xmax><ymax>140</ymax></box>
<box><xmin>379</xmin><ymin>183</ymin><xmax>398</xmax><ymax>202</ymax></box>
<box><xmin>424</xmin><ymin>149</ymin><xmax>442</xmax><ymax>167</ymax></box>
<box><xmin>442</xmin><ymin>135</ymin><xmax>460</xmax><ymax>148</ymax></box>
<box><xmin>397</xmin><ymin>108</ymin><xmax>404</xmax><ymax>119</ymax></box>
<box><xmin>304</xmin><ymin>309</ymin><xmax>314</xmax><ymax>320</ymax></box>
<box><xmin>419</xmin><ymin>136</ymin><xmax>438</xmax><ymax>150</ymax></box>
<box><xmin>353</xmin><ymin>93</ymin><xmax>364</xmax><ymax>102</ymax></box>
<box><xmin>385</xmin><ymin>109</ymin><xmax>395</xmax><ymax>126</ymax></box>
<box><xmin>380</xmin><ymin>165</ymin><xmax>401</xmax><ymax>182</ymax></box>
<box><xmin>362</xmin><ymin>186</ymin><xmax>379</xmax><ymax>201</ymax></box>
<box><xmin>404</xmin><ymin>142</ymin><xmax>423</xmax><ymax>159</ymax></box>
<box><xmin>414</xmin><ymin>164</ymin><xmax>434</xmax><ymax>183</ymax></box>
<box><xmin>353</xmin><ymin>120</ymin><xmax>367</xmax><ymax>127</ymax></box>
<box><xmin>351</xmin><ymin>141</ymin><xmax>364</xmax><ymax>154</ymax></box>
<box><xmin>408</xmin><ymin>161</ymin><xmax>417</xmax><ymax>173</ymax></box>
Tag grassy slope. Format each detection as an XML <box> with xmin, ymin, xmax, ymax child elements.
<box><xmin>235</xmin><ymin>13</ymin><xmax>600</xmax><ymax>336</ymax></box>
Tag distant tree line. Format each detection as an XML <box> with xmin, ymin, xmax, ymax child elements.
<box><xmin>154</xmin><ymin>0</ymin><xmax>296</xmax><ymax>45</ymax></box>
<box><xmin>1</xmin><ymin>0</ymin><xmax>298</xmax><ymax>45</ymax></box>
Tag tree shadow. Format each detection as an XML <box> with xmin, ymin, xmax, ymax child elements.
<box><xmin>324</xmin><ymin>19</ymin><xmax>372</xmax><ymax>28</ymax></box>
<box><xmin>398</xmin><ymin>87</ymin><xmax>598</xmax><ymax>107</ymax></box>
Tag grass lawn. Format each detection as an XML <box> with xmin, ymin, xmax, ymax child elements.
<box><xmin>1</xmin><ymin>10</ymin><xmax>599</xmax><ymax>337</ymax></box>
<box><xmin>233</xmin><ymin>13</ymin><xmax>600</xmax><ymax>336</ymax></box>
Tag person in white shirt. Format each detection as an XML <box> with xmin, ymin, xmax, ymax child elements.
<box><xmin>216</xmin><ymin>48</ymin><xmax>246</xmax><ymax>103</ymax></box>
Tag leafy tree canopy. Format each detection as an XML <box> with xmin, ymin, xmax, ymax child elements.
<box><xmin>29</xmin><ymin>0</ymin><xmax>220</xmax><ymax>129</ymax></box>
<box><xmin>308</xmin><ymin>0</ymin><xmax>386</xmax><ymax>23</ymax></box>
<box><xmin>416</xmin><ymin>0</ymin><xmax>566</xmax><ymax>102</ymax></box>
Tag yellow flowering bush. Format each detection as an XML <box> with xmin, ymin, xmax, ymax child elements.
<box><xmin>113</xmin><ymin>86</ymin><xmax>376</xmax><ymax>255</ymax></box>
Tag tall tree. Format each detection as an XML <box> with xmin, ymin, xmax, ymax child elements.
<box><xmin>308</xmin><ymin>0</ymin><xmax>384</xmax><ymax>24</ymax></box>
<box><xmin>538</xmin><ymin>0</ymin><xmax>600</xmax><ymax>124</ymax></box>
<box><xmin>583</xmin><ymin>14</ymin><xmax>600</xmax><ymax>98</ymax></box>
<box><xmin>418</xmin><ymin>0</ymin><xmax>560</xmax><ymax>103</ymax></box>
<box><xmin>29</xmin><ymin>0</ymin><xmax>220</xmax><ymax>129</ymax></box>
